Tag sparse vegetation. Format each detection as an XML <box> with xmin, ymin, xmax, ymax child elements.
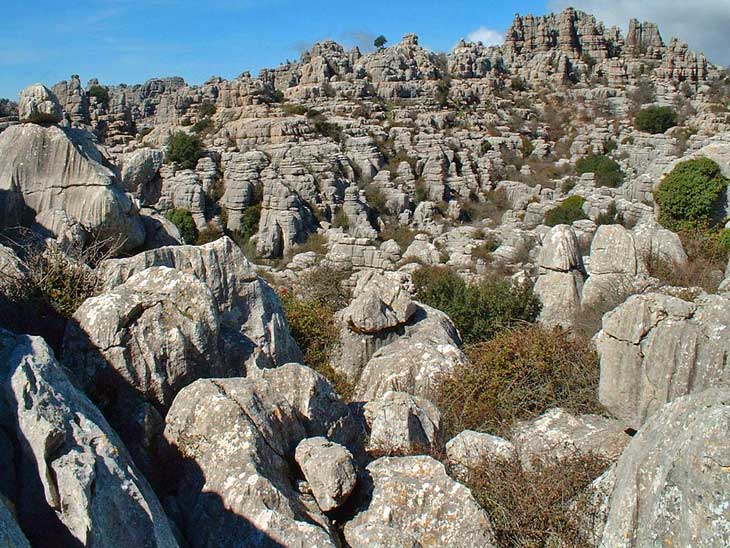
<box><xmin>166</xmin><ymin>131</ymin><xmax>203</xmax><ymax>170</ymax></box>
<box><xmin>575</xmin><ymin>154</ymin><xmax>624</xmax><ymax>188</ymax></box>
<box><xmin>165</xmin><ymin>208</ymin><xmax>199</xmax><ymax>244</ymax></box>
<box><xmin>635</xmin><ymin>106</ymin><xmax>678</xmax><ymax>134</ymax></box>
<box><xmin>545</xmin><ymin>195</ymin><xmax>587</xmax><ymax>226</ymax></box>
<box><xmin>464</xmin><ymin>451</ymin><xmax>609</xmax><ymax>548</ymax></box>
<box><xmin>412</xmin><ymin>266</ymin><xmax>541</xmax><ymax>345</ymax></box>
<box><xmin>436</xmin><ymin>325</ymin><xmax>601</xmax><ymax>438</ymax></box>
<box><xmin>280</xmin><ymin>265</ymin><xmax>353</xmax><ymax>399</ymax></box>
<box><xmin>374</xmin><ymin>35</ymin><xmax>388</xmax><ymax>49</ymax></box>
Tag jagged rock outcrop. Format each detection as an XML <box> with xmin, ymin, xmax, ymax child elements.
<box><xmin>0</xmin><ymin>122</ymin><xmax>145</xmax><ymax>251</ymax></box>
<box><xmin>63</xmin><ymin>267</ymin><xmax>223</xmax><ymax>471</ymax></box>
<box><xmin>596</xmin><ymin>292</ymin><xmax>730</xmax><ymax>429</ymax></box>
<box><xmin>344</xmin><ymin>456</ymin><xmax>496</xmax><ymax>547</ymax></box>
<box><xmin>0</xmin><ymin>328</ymin><xmax>178</xmax><ymax>548</ymax></box>
<box><xmin>18</xmin><ymin>84</ymin><xmax>63</xmax><ymax>124</ymax></box>
<box><xmin>163</xmin><ymin>364</ymin><xmax>360</xmax><ymax>548</ymax></box>
<box><xmin>99</xmin><ymin>237</ymin><xmax>302</xmax><ymax>369</ymax></box>
<box><xmin>600</xmin><ymin>387</ymin><xmax>730</xmax><ymax>547</ymax></box>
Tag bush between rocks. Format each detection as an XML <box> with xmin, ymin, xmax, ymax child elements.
<box><xmin>545</xmin><ymin>195</ymin><xmax>587</xmax><ymax>226</ymax></box>
<box><xmin>166</xmin><ymin>131</ymin><xmax>203</xmax><ymax>170</ymax></box>
<box><xmin>436</xmin><ymin>325</ymin><xmax>601</xmax><ymax>438</ymax></box>
<box><xmin>165</xmin><ymin>208</ymin><xmax>198</xmax><ymax>244</ymax></box>
<box><xmin>575</xmin><ymin>154</ymin><xmax>624</xmax><ymax>188</ymax></box>
<box><xmin>412</xmin><ymin>266</ymin><xmax>541</xmax><ymax>345</ymax></box>
<box><xmin>634</xmin><ymin>105</ymin><xmax>678</xmax><ymax>134</ymax></box>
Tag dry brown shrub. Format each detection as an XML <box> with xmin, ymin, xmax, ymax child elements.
<box><xmin>462</xmin><ymin>452</ymin><xmax>610</xmax><ymax>548</ymax></box>
<box><xmin>435</xmin><ymin>325</ymin><xmax>601</xmax><ymax>438</ymax></box>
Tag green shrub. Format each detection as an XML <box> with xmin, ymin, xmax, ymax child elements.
<box><xmin>436</xmin><ymin>325</ymin><xmax>601</xmax><ymax>438</ymax></box>
<box><xmin>595</xmin><ymin>202</ymin><xmax>623</xmax><ymax>226</ymax></box>
<box><xmin>412</xmin><ymin>267</ymin><xmax>541</xmax><ymax>345</ymax></box>
<box><xmin>575</xmin><ymin>154</ymin><xmax>624</xmax><ymax>188</ymax></box>
<box><xmin>198</xmin><ymin>101</ymin><xmax>216</xmax><ymax>117</ymax></box>
<box><xmin>165</xmin><ymin>208</ymin><xmax>199</xmax><ymax>244</ymax></box>
<box><xmin>191</xmin><ymin>117</ymin><xmax>213</xmax><ymax>135</ymax></box>
<box><xmin>166</xmin><ymin>131</ymin><xmax>203</xmax><ymax>170</ymax></box>
<box><xmin>545</xmin><ymin>195</ymin><xmax>587</xmax><ymax>226</ymax></box>
<box><xmin>239</xmin><ymin>204</ymin><xmax>262</xmax><ymax>241</ymax></box>
<box><xmin>374</xmin><ymin>35</ymin><xmax>388</xmax><ymax>49</ymax></box>
<box><xmin>655</xmin><ymin>158</ymin><xmax>729</xmax><ymax>228</ymax></box>
<box><xmin>87</xmin><ymin>85</ymin><xmax>110</xmax><ymax>105</ymax></box>
<box><xmin>282</xmin><ymin>103</ymin><xmax>308</xmax><ymax>116</ymax></box>
<box><xmin>635</xmin><ymin>106</ymin><xmax>678</xmax><ymax>134</ymax></box>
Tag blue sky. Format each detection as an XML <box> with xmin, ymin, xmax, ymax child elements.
<box><xmin>0</xmin><ymin>0</ymin><xmax>727</xmax><ymax>99</ymax></box>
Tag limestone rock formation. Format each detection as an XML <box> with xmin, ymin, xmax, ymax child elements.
<box><xmin>0</xmin><ymin>328</ymin><xmax>178</xmax><ymax>548</ymax></box>
<box><xmin>294</xmin><ymin>437</ymin><xmax>357</xmax><ymax>511</ymax></box>
<box><xmin>0</xmin><ymin>123</ymin><xmax>145</xmax><ymax>251</ymax></box>
<box><xmin>600</xmin><ymin>387</ymin><xmax>730</xmax><ymax>547</ymax></box>
<box><xmin>18</xmin><ymin>84</ymin><xmax>63</xmax><ymax>124</ymax></box>
<box><xmin>363</xmin><ymin>391</ymin><xmax>444</xmax><ymax>456</ymax></box>
<box><xmin>344</xmin><ymin>456</ymin><xmax>496</xmax><ymax>547</ymax></box>
<box><xmin>445</xmin><ymin>430</ymin><xmax>517</xmax><ymax>480</ymax></box>
<box><xmin>162</xmin><ymin>364</ymin><xmax>358</xmax><ymax>547</ymax></box>
<box><xmin>99</xmin><ymin>237</ymin><xmax>302</xmax><ymax>369</ymax></box>
<box><xmin>596</xmin><ymin>292</ymin><xmax>730</xmax><ymax>429</ymax></box>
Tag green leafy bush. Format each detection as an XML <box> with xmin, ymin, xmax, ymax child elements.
<box><xmin>545</xmin><ymin>195</ymin><xmax>587</xmax><ymax>226</ymax></box>
<box><xmin>191</xmin><ymin>118</ymin><xmax>213</xmax><ymax>135</ymax></box>
<box><xmin>436</xmin><ymin>325</ymin><xmax>601</xmax><ymax>438</ymax></box>
<box><xmin>412</xmin><ymin>267</ymin><xmax>541</xmax><ymax>345</ymax></box>
<box><xmin>575</xmin><ymin>154</ymin><xmax>624</xmax><ymax>188</ymax></box>
<box><xmin>165</xmin><ymin>208</ymin><xmax>199</xmax><ymax>244</ymax></box>
<box><xmin>282</xmin><ymin>103</ymin><xmax>308</xmax><ymax>116</ymax></box>
<box><xmin>166</xmin><ymin>131</ymin><xmax>203</xmax><ymax>170</ymax></box>
<box><xmin>655</xmin><ymin>157</ymin><xmax>729</xmax><ymax>228</ymax></box>
<box><xmin>374</xmin><ymin>35</ymin><xmax>388</xmax><ymax>49</ymax></box>
<box><xmin>87</xmin><ymin>85</ymin><xmax>110</xmax><ymax>105</ymax></box>
<box><xmin>198</xmin><ymin>101</ymin><xmax>216</xmax><ymax>117</ymax></box>
<box><xmin>635</xmin><ymin>106</ymin><xmax>678</xmax><ymax>134</ymax></box>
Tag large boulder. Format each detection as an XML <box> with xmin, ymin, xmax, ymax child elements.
<box><xmin>99</xmin><ymin>237</ymin><xmax>302</xmax><ymax>369</ymax></box>
<box><xmin>601</xmin><ymin>387</ymin><xmax>730</xmax><ymax>547</ymax></box>
<box><xmin>120</xmin><ymin>147</ymin><xmax>165</xmax><ymax>198</ymax></box>
<box><xmin>445</xmin><ymin>430</ymin><xmax>517</xmax><ymax>480</ymax></box>
<box><xmin>162</xmin><ymin>365</ymin><xmax>356</xmax><ymax>547</ymax></box>
<box><xmin>596</xmin><ymin>292</ymin><xmax>730</xmax><ymax>429</ymax></box>
<box><xmin>343</xmin><ymin>456</ymin><xmax>496</xmax><ymax>548</ymax></box>
<box><xmin>352</xmin><ymin>304</ymin><xmax>467</xmax><ymax>401</ymax></box>
<box><xmin>0</xmin><ymin>123</ymin><xmax>145</xmax><ymax>251</ymax></box>
<box><xmin>339</xmin><ymin>271</ymin><xmax>417</xmax><ymax>334</ymax></box>
<box><xmin>18</xmin><ymin>84</ymin><xmax>62</xmax><ymax>124</ymax></box>
<box><xmin>0</xmin><ymin>329</ymin><xmax>178</xmax><ymax>548</ymax></box>
<box><xmin>63</xmin><ymin>266</ymin><xmax>223</xmax><ymax>471</ymax></box>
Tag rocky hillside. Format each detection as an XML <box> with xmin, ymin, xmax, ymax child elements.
<box><xmin>0</xmin><ymin>7</ymin><xmax>729</xmax><ymax>548</ymax></box>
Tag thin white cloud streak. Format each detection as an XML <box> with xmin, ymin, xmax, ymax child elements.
<box><xmin>547</xmin><ymin>0</ymin><xmax>730</xmax><ymax>66</ymax></box>
<box><xmin>466</xmin><ymin>27</ymin><xmax>504</xmax><ymax>46</ymax></box>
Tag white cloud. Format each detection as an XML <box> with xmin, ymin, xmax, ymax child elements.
<box><xmin>466</xmin><ymin>27</ymin><xmax>504</xmax><ymax>47</ymax></box>
<box><xmin>547</xmin><ymin>0</ymin><xmax>730</xmax><ymax>66</ymax></box>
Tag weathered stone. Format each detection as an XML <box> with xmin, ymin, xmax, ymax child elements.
<box><xmin>601</xmin><ymin>387</ymin><xmax>730</xmax><ymax>547</ymax></box>
<box><xmin>511</xmin><ymin>408</ymin><xmax>630</xmax><ymax>468</ymax></box>
<box><xmin>363</xmin><ymin>391</ymin><xmax>444</xmax><ymax>456</ymax></box>
<box><xmin>294</xmin><ymin>437</ymin><xmax>357</xmax><ymax>511</ymax></box>
<box><xmin>0</xmin><ymin>329</ymin><xmax>178</xmax><ymax>548</ymax></box>
<box><xmin>0</xmin><ymin>124</ymin><xmax>145</xmax><ymax>251</ymax></box>
<box><xmin>445</xmin><ymin>430</ymin><xmax>517</xmax><ymax>480</ymax></box>
<box><xmin>163</xmin><ymin>365</ymin><xmax>349</xmax><ymax>547</ymax></box>
<box><xmin>344</xmin><ymin>456</ymin><xmax>496</xmax><ymax>548</ymax></box>
<box><xmin>18</xmin><ymin>84</ymin><xmax>62</xmax><ymax>124</ymax></box>
<box><xmin>596</xmin><ymin>292</ymin><xmax>730</xmax><ymax>429</ymax></box>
